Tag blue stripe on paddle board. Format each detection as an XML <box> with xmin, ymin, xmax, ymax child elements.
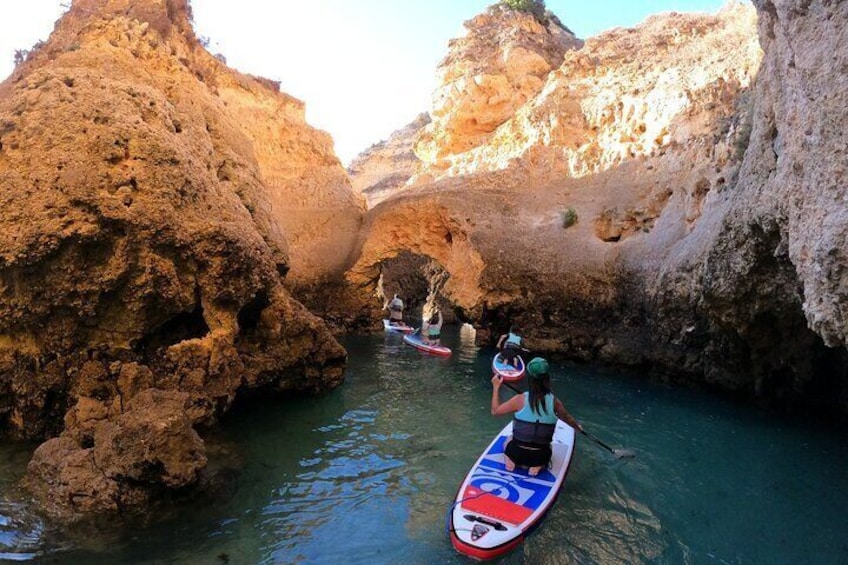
<box><xmin>477</xmin><ymin>457</ymin><xmax>556</xmax><ymax>483</ymax></box>
<box><xmin>467</xmin><ymin>465</ymin><xmax>554</xmax><ymax>511</ymax></box>
<box><xmin>467</xmin><ymin>435</ymin><xmax>558</xmax><ymax>512</ymax></box>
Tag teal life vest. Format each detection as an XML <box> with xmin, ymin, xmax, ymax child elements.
<box><xmin>505</xmin><ymin>332</ymin><xmax>522</xmax><ymax>347</ymax></box>
<box><xmin>513</xmin><ymin>392</ymin><xmax>557</xmax><ymax>445</ymax></box>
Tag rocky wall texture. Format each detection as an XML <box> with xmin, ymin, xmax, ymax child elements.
<box><xmin>348</xmin><ymin>113</ymin><xmax>430</xmax><ymax>208</ymax></box>
<box><xmin>414</xmin><ymin>5</ymin><xmax>582</xmax><ymax>178</ymax></box>
<box><xmin>0</xmin><ymin>0</ymin><xmax>348</xmax><ymax>522</ymax></box>
<box><xmin>349</xmin><ymin>2</ymin><xmax>848</xmax><ymax>411</ymax></box>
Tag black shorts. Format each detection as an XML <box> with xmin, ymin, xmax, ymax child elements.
<box><xmin>502</xmin><ymin>345</ymin><xmax>520</xmax><ymax>363</ymax></box>
<box><xmin>505</xmin><ymin>439</ymin><xmax>551</xmax><ymax>468</ymax></box>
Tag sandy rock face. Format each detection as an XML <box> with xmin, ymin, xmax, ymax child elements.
<box><xmin>416</xmin><ymin>3</ymin><xmax>761</xmax><ymax>182</ymax></box>
<box><xmin>348</xmin><ymin>192</ymin><xmax>487</xmax><ymax>313</ymax></box>
<box><xmin>348</xmin><ymin>113</ymin><xmax>430</xmax><ymax>208</ymax></box>
<box><xmin>27</xmin><ymin>390</ymin><xmax>206</xmax><ymax>517</ymax></box>
<box><xmin>666</xmin><ymin>0</ymin><xmax>848</xmax><ymax>406</ymax></box>
<box><xmin>212</xmin><ymin>76</ymin><xmax>365</xmax><ymax>288</ymax></box>
<box><xmin>636</xmin><ymin>0</ymin><xmax>848</xmax><ymax>406</ymax></box>
<box><xmin>414</xmin><ymin>5</ymin><xmax>582</xmax><ymax>175</ymax></box>
<box><xmin>0</xmin><ymin>0</ymin><xmax>346</xmax><ymax>522</ymax></box>
<box><xmin>352</xmin><ymin>4</ymin><xmax>763</xmax><ymax>318</ymax></box>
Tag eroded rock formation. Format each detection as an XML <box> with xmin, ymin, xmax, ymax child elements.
<box><xmin>675</xmin><ymin>0</ymin><xmax>848</xmax><ymax>403</ymax></box>
<box><xmin>348</xmin><ymin>113</ymin><xmax>430</xmax><ymax>208</ymax></box>
<box><xmin>0</xmin><ymin>0</ymin><xmax>349</xmax><ymax>522</ymax></box>
<box><xmin>213</xmin><ymin>75</ymin><xmax>365</xmax><ymax>289</ymax></box>
<box><xmin>349</xmin><ymin>2</ymin><xmax>848</xmax><ymax>410</ymax></box>
<box><xmin>414</xmin><ymin>5</ymin><xmax>582</xmax><ymax>180</ymax></box>
<box><xmin>3</xmin><ymin>0</ymin><xmax>847</xmax><ymax>528</ymax></box>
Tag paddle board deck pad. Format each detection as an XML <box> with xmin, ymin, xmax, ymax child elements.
<box><xmin>402</xmin><ymin>333</ymin><xmax>452</xmax><ymax>356</ymax></box>
<box><xmin>492</xmin><ymin>354</ymin><xmax>525</xmax><ymax>381</ymax></box>
<box><xmin>383</xmin><ymin>319</ymin><xmax>415</xmax><ymax>333</ymax></box>
<box><xmin>449</xmin><ymin>420</ymin><xmax>575</xmax><ymax>560</ymax></box>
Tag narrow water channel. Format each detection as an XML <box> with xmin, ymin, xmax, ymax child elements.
<box><xmin>3</xmin><ymin>326</ymin><xmax>847</xmax><ymax>564</ymax></box>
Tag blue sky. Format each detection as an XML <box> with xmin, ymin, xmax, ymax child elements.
<box><xmin>0</xmin><ymin>0</ymin><xmax>742</xmax><ymax>163</ymax></box>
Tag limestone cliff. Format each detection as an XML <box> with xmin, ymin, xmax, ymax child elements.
<box><xmin>671</xmin><ymin>0</ymin><xmax>848</xmax><ymax>401</ymax></box>
<box><xmin>0</xmin><ymin>0</ymin><xmax>350</xmax><ymax>522</ymax></box>
<box><xmin>348</xmin><ymin>113</ymin><xmax>430</xmax><ymax>208</ymax></box>
<box><xmin>746</xmin><ymin>0</ymin><xmax>848</xmax><ymax>350</ymax></box>
<box><xmin>348</xmin><ymin>2</ymin><xmax>848</xmax><ymax>410</ymax></box>
<box><xmin>413</xmin><ymin>2</ymin><xmax>760</xmax><ymax>182</ymax></box>
<box><xmin>414</xmin><ymin>4</ymin><xmax>582</xmax><ymax>178</ymax></box>
<box><xmin>209</xmin><ymin>75</ymin><xmax>365</xmax><ymax>289</ymax></box>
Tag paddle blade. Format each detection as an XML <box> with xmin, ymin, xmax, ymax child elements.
<box><xmin>613</xmin><ymin>448</ymin><xmax>636</xmax><ymax>459</ymax></box>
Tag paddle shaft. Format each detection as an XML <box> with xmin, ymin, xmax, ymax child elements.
<box><xmin>579</xmin><ymin>429</ymin><xmax>617</xmax><ymax>454</ymax></box>
<box><xmin>501</xmin><ymin>380</ymin><xmax>522</xmax><ymax>395</ymax></box>
<box><xmin>501</xmin><ymin>379</ymin><xmax>524</xmax><ymax>394</ymax></box>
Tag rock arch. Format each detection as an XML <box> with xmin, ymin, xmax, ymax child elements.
<box><xmin>347</xmin><ymin>200</ymin><xmax>486</xmax><ymax>321</ymax></box>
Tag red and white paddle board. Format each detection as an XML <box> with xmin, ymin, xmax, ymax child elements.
<box><xmin>402</xmin><ymin>333</ymin><xmax>452</xmax><ymax>357</ymax></box>
<box><xmin>449</xmin><ymin>420</ymin><xmax>576</xmax><ymax>560</ymax></box>
<box><xmin>492</xmin><ymin>353</ymin><xmax>525</xmax><ymax>381</ymax></box>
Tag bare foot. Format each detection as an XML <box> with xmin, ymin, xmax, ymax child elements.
<box><xmin>528</xmin><ymin>466</ymin><xmax>543</xmax><ymax>476</ymax></box>
<box><xmin>504</xmin><ymin>456</ymin><xmax>516</xmax><ymax>472</ymax></box>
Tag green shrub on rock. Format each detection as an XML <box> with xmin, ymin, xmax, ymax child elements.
<box><xmin>561</xmin><ymin>207</ymin><xmax>578</xmax><ymax>229</ymax></box>
<box><xmin>501</xmin><ymin>0</ymin><xmax>547</xmax><ymax>23</ymax></box>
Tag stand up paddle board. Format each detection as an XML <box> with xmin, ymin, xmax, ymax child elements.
<box><xmin>492</xmin><ymin>353</ymin><xmax>525</xmax><ymax>381</ymax></box>
<box><xmin>383</xmin><ymin>319</ymin><xmax>415</xmax><ymax>334</ymax></box>
<box><xmin>449</xmin><ymin>420</ymin><xmax>575</xmax><ymax>560</ymax></box>
<box><xmin>402</xmin><ymin>333</ymin><xmax>452</xmax><ymax>356</ymax></box>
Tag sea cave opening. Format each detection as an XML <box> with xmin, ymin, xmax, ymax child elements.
<box><xmin>374</xmin><ymin>250</ymin><xmax>466</xmax><ymax>327</ymax></box>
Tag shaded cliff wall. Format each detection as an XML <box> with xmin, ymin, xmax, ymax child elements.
<box><xmin>209</xmin><ymin>73</ymin><xmax>365</xmax><ymax>289</ymax></box>
<box><xmin>748</xmin><ymin>0</ymin><xmax>848</xmax><ymax>350</ymax></box>
<box><xmin>348</xmin><ymin>3</ymin><xmax>848</xmax><ymax>410</ymax></box>
<box><xmin>688</xmin><ymin>0</ymin><xmax>848</xmax><ymax>405</ymax></box>
<box><xmin>644</xmin><ymin>0</ymin><xmax>848</xmax><ymax>407</ymax></box>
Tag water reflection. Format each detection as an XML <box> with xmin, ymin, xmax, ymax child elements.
<box><xmin>0</xmin><ymin>441</ymin><xmax>48</xmax><ymax>563</ymax></box>
<box><xmin>0</xmin><ymin>501</ymin><xmax>45</xmax><ymax>562</ymax></box>
<box><xmin>457</xmin><ymin>323</ymin><xmax>479</xmax><ymax>363</ymax></box>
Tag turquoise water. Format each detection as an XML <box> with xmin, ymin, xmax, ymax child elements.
<box><xmin>2</xmin><ymin>326</ymin><xmax>848</xmax><ymax>564</ymax></box>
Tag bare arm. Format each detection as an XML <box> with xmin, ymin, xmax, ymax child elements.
<box><xmin>491</xmin><ymin>375</ymin><xmax>524</xmax><ymax>416</ymax></box>
<box><xmin>496</xmin><ymin>334</ymin><xmax>506</xmax><ymax>349</ymax></box>
<box><xmin>554</xmin><ymin>398</ymin><xmax>582</xmax><ymax>431</ymax></box>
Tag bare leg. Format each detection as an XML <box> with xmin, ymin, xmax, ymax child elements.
<box><xmin>504</xmin><ymin>438</ymin><xmax>516</xmax><ymax>471</ymax></box>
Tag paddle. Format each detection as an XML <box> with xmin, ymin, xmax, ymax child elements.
<box><xmin>498</xmin><ymin>379</ymin><xmax>635</xmax><ymax>459</ymax></box>
<box><xmin>579</xmin><ymin>429</ymin><xmax>635</xmax><ymax>459</ymax></box>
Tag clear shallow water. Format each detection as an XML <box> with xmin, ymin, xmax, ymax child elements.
<box><xmin>2</xmin><ymin>326</ymin><xmax>848</xmax><ymax>564</ymax></box>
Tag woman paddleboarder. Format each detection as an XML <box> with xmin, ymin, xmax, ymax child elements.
<box><xmin>490</xmin><ymin>357</ymin><xmax>583</xmax><ymax>476</ymax></box>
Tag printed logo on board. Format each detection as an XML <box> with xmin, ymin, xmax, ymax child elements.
<box><xmin>471</xmin><ymin>524</ymin><xmax>489</xmax><ymax>541</ymax></box>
